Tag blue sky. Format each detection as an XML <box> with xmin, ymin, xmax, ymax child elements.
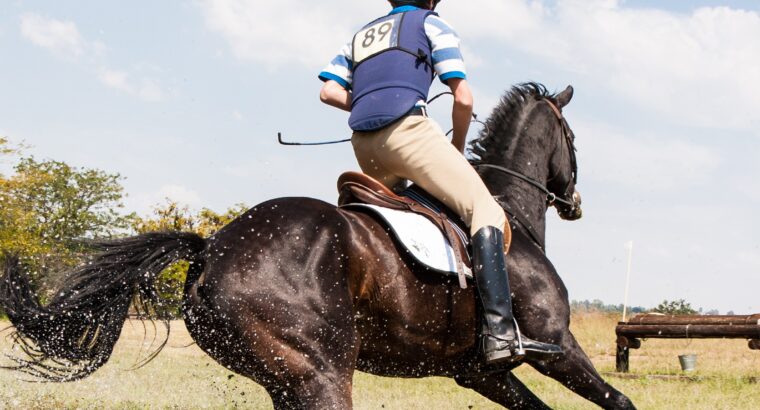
<box><xmin>1</xmin><ymin>0</ymin><xmax>758</xmax><ymax>313</ymax></box>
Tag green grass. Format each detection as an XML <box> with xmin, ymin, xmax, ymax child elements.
<box><xmin>2</xmin><ymin>313</ymin><xmax>759</xmax><ymax>409</ymax></box>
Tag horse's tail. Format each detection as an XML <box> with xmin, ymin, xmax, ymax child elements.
<box><xmin>0</xmin><ymin>232</ymin><xmax>206</xmax><ymax>381</ymax></box>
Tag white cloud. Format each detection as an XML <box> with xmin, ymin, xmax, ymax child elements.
<box><xmin>97</xmin><ymin>68</ymin><xmax>165</xmax><ymax>102</ymax></box>
<box><xmin>222</xmin><ymin>164</ymin><xmax>252</xmax><ymax>178</ymax></box>
<box><xmin>199</xmin><ymin>0</ymin><xmax>386</xmax><ymax>68</ymax></box>
<box><xmin>199</xmin><ymin>1</ymin><xmax>760</xmax><ymax>132</ymax></box>
<box><xmin>443</xmin><ymin>1</ymin><xmax>760</xmax><ymax>132</ymax></box>
<box><xmin>20</xmin><ymin>13</ymin><xmax>86</xmax><ymax>58</ymax></box>
<box><xmin>732</xmin><ymin>148</ymin><xmax>760</xmax><ymax>203</ymax></box>
<box><xmin>577</xmin><ymin>119</ymin><xmax>720</xmax><ymax>190</ymax></box>
<box><xmin>136</xmin><ymin>79</ymin><xmax>164</xmax><ymax>102</ymax></box>
<box><xmin>128</xmin><ymin>184</ymin><xmax>203</xmax><ymax>215</ymax></box>
<box><xmin>20</xmin><ymin>13</ymin><xmax>167</xmax><ymax>102</ymax></box>
<box><xmin>158</xmin><ymin>184</ymin><xmax>202</xmax><ymax>205</ymax></box>
<box><xmin>98</xmin><ymin>68</ymin><xmax>130</xmax><ymax>93</ymax></box>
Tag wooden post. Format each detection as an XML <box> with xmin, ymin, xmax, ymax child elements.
<box><xmin>622</xmin><ymin>241</ymin><xmax>633</xmax><ymax>322</ymax></box>
<box><xmin>616</xmin><ymin>345</ymin><xmax>629</xmax><ymax>373</ymax></box>
<box><xmin>615</xmin><ymin>336</ymin><xmax>641</xmax><ymax>373</ymax></box>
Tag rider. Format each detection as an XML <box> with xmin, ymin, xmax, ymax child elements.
<box><xmin>318</xmin><ymin>0</ymin><xmax>562</xmax><ymax>365</ymax></box>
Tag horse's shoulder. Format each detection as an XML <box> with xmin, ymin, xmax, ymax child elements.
<box><xmin>506</xmin><ymin>227</ymin><xmax>555</xmax><ymax>272</ymax></box>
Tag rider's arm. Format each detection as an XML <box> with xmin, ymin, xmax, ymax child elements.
<box><xmin>320</xmin><ymin>80</ymin><xmax>352</xmax><ymax>112</ymax></box>
<box><xmin>319</xmin><ymin>42</ymin><xmax>353</xmax><ymax>112</ymax></box>
<box><xmin>448</xmin><ymin>78</ymin><xmax>473</xmax><ymax>154</ymax></box>
<box><xmin>425</xmin><ymin>14</ymin><xmax>470</xmax><ymax>153</ymax></box>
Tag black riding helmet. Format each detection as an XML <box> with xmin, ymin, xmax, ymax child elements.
<box><xmin>390</xmin><ymin>0</ymin><xmax>441</xmax><ymax>10</ymax></box>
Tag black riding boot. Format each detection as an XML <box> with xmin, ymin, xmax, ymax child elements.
<box><xmin>472</xmin><ymin>226</ymin><xmax>563</xmax><ymax>365</ymax></box>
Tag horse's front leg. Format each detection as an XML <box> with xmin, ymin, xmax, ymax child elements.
<box><xmin>455</xmin><ymin>370</ymin><xmax>552</xmax><ymax>409</ymax></box>
<box><xmin>527</xmin><ymin>332</ymin><xmax>636</xmax><ymax>410</ymax></box>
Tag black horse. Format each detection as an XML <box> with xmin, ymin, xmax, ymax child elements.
<box><xmin>0</xmin><ymin>83</ymin><xmax>635</xmax><ymax>409</ymax></box>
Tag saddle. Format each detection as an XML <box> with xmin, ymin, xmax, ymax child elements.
<box><xmin>337</xmin><ymin>172</ymin><xmax>511</xmax><ymax>288</ymax></box>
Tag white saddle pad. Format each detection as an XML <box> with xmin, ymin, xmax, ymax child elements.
<box><xmin>344</xmin><ymin>204</ymin><xmax>472</xmax><ymax>279</ymax></box>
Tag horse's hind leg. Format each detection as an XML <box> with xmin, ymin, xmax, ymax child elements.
<box><xmin>185</xmin><ymin>275</ymin><xmax>358</xmax><ymax>409</ymax></box>
<box><xmin>455</xmin><ymin>371</ymin><xmax>552</xmax><ymax>410</ymax></box>
<box><xmin>232</xmin><ymin>308</ymin><xmax>358</xmax><ymax>410</ymax></box>
<box><xmin>528</xmin><ymin>333</ymin><xmax>636</xmax><ymax>409</ymax></box>
<box><xmin>266</xmin><ymin>375</ymin><xmax>353</xmax><ymax>410</ymax></box>
<box><xmin>264</xmin><ymin>365</ymin><xmax>354</xmax><ymax>409</ymax></box>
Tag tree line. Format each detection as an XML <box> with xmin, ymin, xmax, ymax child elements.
<box><xmin>571</xmin><ymin>299</ymin><xmax>710</xmax><ymax>315</ymax></box>
<box><xmin>0</xmin><ymin>137</ymin><xmax>245</xmax><ymax>318</ymax></box>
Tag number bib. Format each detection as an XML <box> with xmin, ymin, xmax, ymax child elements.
<box><xmin>352</xmin><ymin>14</ymin><xmax>402</xmax><ymax>65</ymax></box>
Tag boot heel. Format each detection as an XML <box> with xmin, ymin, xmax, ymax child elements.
<box><xmin>485</xmin><ymin>349</ymin><xmax>514</xmax><ymax>364</ymax></box>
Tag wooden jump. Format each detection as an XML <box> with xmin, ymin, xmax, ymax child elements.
<box><xmin>615</xmin><ymin>313</ymin><xmax>760</xmax><ymax>372</ymax></box>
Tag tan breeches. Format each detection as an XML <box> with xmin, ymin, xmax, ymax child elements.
<box><xmin>351</xmin><ymin>115</ymin><xmax>506</xmax><ymax>236</ymax></box>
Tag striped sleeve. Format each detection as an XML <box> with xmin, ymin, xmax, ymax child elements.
<box><xmin>318</xmin><ymin>42</ymin><xmax>354</xmax><ymax>90</ymax></box>
<box><xmin>424</xmin><ymin>15</ymin><xmax>467</xmax><ymax>84</ymax></box>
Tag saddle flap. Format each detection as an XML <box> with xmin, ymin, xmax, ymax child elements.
<box><xmin>338</xmin><ymin>172</ymin><xmax>472</xmax><ymax>282</ymax></box>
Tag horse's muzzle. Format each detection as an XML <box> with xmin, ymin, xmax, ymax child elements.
<box><xmin>557</xmin><ymin>191</ymin><xmax>583</xmax><ymax>221</ymax></box>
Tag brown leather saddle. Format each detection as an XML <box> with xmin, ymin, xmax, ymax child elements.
<box><xmin>337</xmin><ymin>172</ymin><xmax>511</xmax><ymax>288</ymax></box>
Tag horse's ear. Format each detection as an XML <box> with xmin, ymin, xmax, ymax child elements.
<box><xmin>556</xmin><ymin>85</ymin><xmax>574</xmax><ymax>108</ymax></box>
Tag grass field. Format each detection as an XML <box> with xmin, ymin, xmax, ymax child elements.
<box><xmin>1</xmin><ymin>312</ymin><xmax>758</xmax><ymax>409</ymax></box>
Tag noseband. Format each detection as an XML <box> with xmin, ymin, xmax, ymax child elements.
<box><xmin>476</xmin><ymin>98</ymin><xmax>578</xmax><ymax>209</ymax></box>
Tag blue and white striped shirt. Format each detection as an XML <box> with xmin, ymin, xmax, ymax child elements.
<box><xmin>319</xmin><ymin>6</ymin><xmax>467</xmax><ymax>90</ymax></box>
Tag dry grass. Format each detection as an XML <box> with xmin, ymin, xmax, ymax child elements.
<box><xmin>1</xmin><ymin>313</ymin><xmax>758</xmax><ymax>409</ymax></box>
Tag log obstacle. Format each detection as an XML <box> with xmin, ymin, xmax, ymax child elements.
<box><xmin>615</xmin><ymin>313</ymin><xmax>760</xmax><ymax>372</ymax></box>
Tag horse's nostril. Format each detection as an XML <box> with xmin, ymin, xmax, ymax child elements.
<box><xmin>572</xmin><ymin>191</ymin><xmax>582</xmax><ymax>206</ymax></box>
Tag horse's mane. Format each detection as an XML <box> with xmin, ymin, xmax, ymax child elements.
<box><xmin>469</xmin><ymin>82</ymin><xmax>557</xmax><ymax>165</ymax></box>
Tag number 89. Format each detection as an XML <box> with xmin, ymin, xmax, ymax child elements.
<box><xmin>362</xmin><ymin>22</ymin><xmax>393</xmax><ymax>48</ymax></box>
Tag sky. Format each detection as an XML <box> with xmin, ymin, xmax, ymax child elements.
<box><xmin>1</xmin><ymin>0</ymin><xmax>758</xmax><ymax>314</ymax></box>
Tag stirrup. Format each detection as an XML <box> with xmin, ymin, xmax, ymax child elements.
<box><xmin>512</xmin><ymin>319</ymin><xmax>564</xmax><ymax>357</ymax></box>
<box><xmin>481</xmin><ymin>319</ymin><xmax>524</xmax><ymax>365</ymax></box>
<box><xmin>482</xmin><ymin>336</ymin><xmax>520</xmax><ymax>365</ymax></box>
<box><xmin>512</xmin><ymin>318</ymin><xmax>527</xmax><ymax>356</ymax></box>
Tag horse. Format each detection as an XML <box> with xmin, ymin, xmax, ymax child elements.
<box><xmin>0</xmin><ymin>83</ymin><xmax>635</xmax><ymax>409</ymax></box>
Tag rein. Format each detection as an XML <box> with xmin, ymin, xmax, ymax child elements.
<box><xmin>476</xmin><ymin>163</ymin><xmax>574</xmax><ymax>208</ymax></box>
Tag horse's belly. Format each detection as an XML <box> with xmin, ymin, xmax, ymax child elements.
<box><xmin>344</xmin><ymin>209</ymin><xmax>480</xmax><ymax>376</ymax></box>
<box><xmin>352</xmin><ymin>291</ymin><xmax>478</xmax><ymax>377</ymax></box>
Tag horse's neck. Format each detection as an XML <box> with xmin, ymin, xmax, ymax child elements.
<box><xmin>482</xmin><ymin>116</ymin><xmax>552</xmax><ymax>247</ymax></box>
<box><xmin>489</xmin><ymin>173</ymin><xmax>549</xmax><ymax>248</ymax></box>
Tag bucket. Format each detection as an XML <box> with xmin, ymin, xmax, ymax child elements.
<box><xmin>678</xmin><ymin>354</ymin><xmax>697</xmax><ymax>372</ymax></box>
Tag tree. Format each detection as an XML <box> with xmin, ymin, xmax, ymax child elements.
<box><xmin>130</xmin><ymin>199</ymin><xmax>247</xmax><ymax>317</ymax></box>
<box><xmin>0</xmin><ymin>154</ymin><xmax>133</xmax><ymax>299</ymax></box>
<box><xmin>652</xmin><ymin>299</ymin><xmax>697</xmax><ymax>315</ymax></box>
<box><xmin>0</xmin><ymin>137</ymin><xmax>26</xmax><ymax>157</ymax></box>
<box><xmin>570</xmin><ymin>299</ymin><xmax>647</xmax><ymax>314</ymax></box>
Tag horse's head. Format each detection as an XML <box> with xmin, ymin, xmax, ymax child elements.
<box><xmin>545</xmin><ymin>86</ymin><xmax>582</xmax><ymax>221</ymax></box>
<box><xmin>470</xmin><ymin>83</ymin><xmax>584</xmax><ymax>228</ymax></box>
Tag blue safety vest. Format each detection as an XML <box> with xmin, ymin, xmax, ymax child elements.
<box><xmin>349</xmin><ymin>9</ymin><xmax>436</xmax><ymax>132</ymax></box>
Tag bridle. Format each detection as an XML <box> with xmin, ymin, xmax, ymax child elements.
<box><xmin>474</xmin><ymin>98</ymin><xmax>579</xmax><ymax>250</ymax></box>
<box><xmin>475</xmin><ymin>98</ymin><xmax>578</xmax><ymax>210</ymax></box>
